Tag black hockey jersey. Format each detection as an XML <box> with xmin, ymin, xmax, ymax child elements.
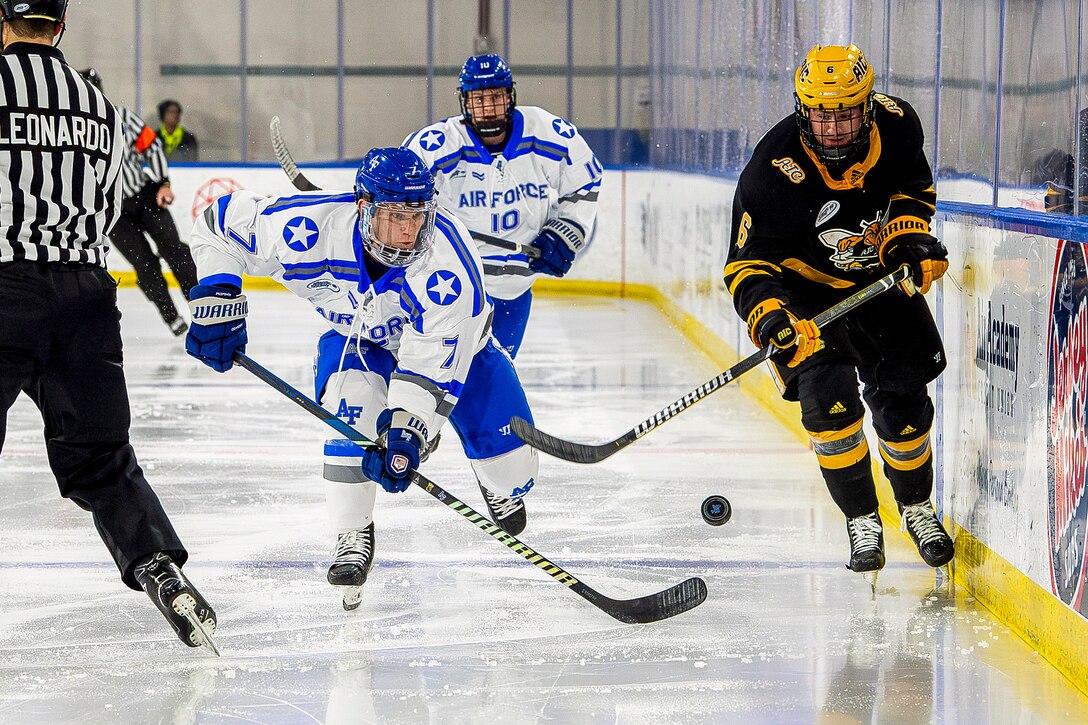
<box><xmin>724</xmin><ymin>94</ymin><xmax>936</xmax><ymax>340</ymax></box>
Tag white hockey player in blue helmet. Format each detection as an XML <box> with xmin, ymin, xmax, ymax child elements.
<box><xmin>403</xmin><ymin>53</ymin><xmax>602</xmax><ymax>358</ymax></box>
<box><xmin>185</xmin><ymin>147</ymin><xmax>539</xmax><ymax>609</ymax></box>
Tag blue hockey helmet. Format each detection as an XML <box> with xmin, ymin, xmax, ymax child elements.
<box><xmin>458</xmin><ymin>54</ymin><xmax>516</xmax><ymax>139</ymax></box>
<box><xmin>354</xmin><ymin>147</ymin><xmax>437</xmax><ymax>268</ymax></box>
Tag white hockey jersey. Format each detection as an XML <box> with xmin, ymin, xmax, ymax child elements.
<box><xmin>189</xmin><ymin>190</ymin><xmax>492</xmax><ymax>435</ymax></box>
<box><xmin>403</xmin><ymin>106</ymin><xmax>601</xmax><ymax>299</ymax></box>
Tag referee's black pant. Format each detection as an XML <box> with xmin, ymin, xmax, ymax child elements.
<box><xmin>110</xmin><ymin>182</ymin><xmax>197</xmax><ymax>326</ymax></box>
<box><xmin>0</xmin><ymin>260</ymin><xmax>187</xmax><ymax>589</ymax></box>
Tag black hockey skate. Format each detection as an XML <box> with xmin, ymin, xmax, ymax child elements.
<box><xmin>898</xmin><ymin>501</ymin><xmax>955</xmax><ymax>568</ymax></box>
<box><xmin>134</xmin><ymin>552</ymin><xmax>219</xmax><ymax>655</ymax></box>
<box><xmin>845</xmin><ymin>511</ymin><xmax>885</xmax><ymax>595</ymax></box>
<box><xmin>328</xmin><ymin>524</ymin><xmax>375</xmax><ymax>611</ymax></box>
<box><xmin>479</xmin><ymin>482</ymin><xmax>526</xmax><ymax>536</ymax></box>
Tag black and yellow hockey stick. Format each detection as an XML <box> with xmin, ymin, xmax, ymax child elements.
<box><xmin>511</xmin><ymin>265</ymin><xmax>914</xmax><ymax>464</ymax></box>
<box><xmin>232</xmin><ymin>351</ymin><xmax>707</xmax><ymax>624</ymax></box>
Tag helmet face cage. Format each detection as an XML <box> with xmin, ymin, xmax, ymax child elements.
<box><xmin>793</xmin><ymin>44</ymin><xmax>875</xmax><ymax>165</ymax></box>
<box><xmin>460</xmin><ymin>86</ymin><xmax>516</xmax><ymax>137</ymax></box>
<box><xmin>357</xmin><ymin>197</ymin><xmax>437</xmax><ymax>268</ymax></box>
<box><xmin>795</xmin><ymin>96</ymin><xmax>874</xmax><ymax>164</ymax></box>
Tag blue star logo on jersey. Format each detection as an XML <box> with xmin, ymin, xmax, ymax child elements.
<box><xmin>552</xmin><ymin>118</ymin><xmax>576</xmax><ymax>138</ymax></box>
<box><xmin>420</xmin><ymin>129</ymin><xmax>446</xmax><ymax>151</ymax></box>
<box><xmin>283</xmin><ymin>216</ymin><xmax>319</xmax><ymax>251</ymax></box>
<box><xmin>426</xmin><ymin>270</ymin><xmax>462</xmax><ymax>306</ymax></box>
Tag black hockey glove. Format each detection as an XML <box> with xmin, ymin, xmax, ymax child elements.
<box><xmin>879</xmin><ymin>233</ymin><xmax>948</xmax><ymax>294</ymax></box>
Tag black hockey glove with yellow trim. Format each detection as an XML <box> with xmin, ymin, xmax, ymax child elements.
<box><xmin>879</xmin><ymin>233</ymin><xmax>948</xmax><ymax>294</ymax></box>
<box><xmin>747</xmin><ymin>299</ymin><xmax>824</xmax><ymax>368</ymax></box>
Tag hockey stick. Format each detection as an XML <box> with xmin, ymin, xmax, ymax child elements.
<box><xmin>270</xmin><ymin>116</ymin><xmax>320</xmax><ymax>191</ymax></box>
<box><xmin>232</xmin><ymin>351</ymin><xmax>707</xmax><ymax>623</ymax></box>
<box><xmin>511</xmin><ymin>265</ymin><xmax>914</xmax><ymax>464</ymax></box>
<box><xmin>268</xmin><ymin>116</ymin><xmax>540</xmax><ymax>259</ymax></box>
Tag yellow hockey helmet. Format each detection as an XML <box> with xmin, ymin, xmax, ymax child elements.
<box><xmin>794</xmin><ymin>44</ymin><xmax>875</xmax><ymax>164</ymax></box>
<box><xmin>795</xmin><ymin>44</ymin><xmax>874</xmax><ymax>109</ymax></box>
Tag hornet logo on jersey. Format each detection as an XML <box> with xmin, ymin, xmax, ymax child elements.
<box><xmin>419</xmin><ymin>129</ymin><xmax>445</xmax><ymax>151</ymax></box>
<box><xmin>552</xmin><ymin>118</ymin><xmax>576</xmax><ymax>138</ymax></box>
<box><xmin>426</xmin><ymin>270</ymin><xmax>462</xmax><ymax>305</ymax></box>
<box><xmin>819</xmin><ymin>214</ymin><xmax>885</xmax><ymax>270</ymax></box>
<box><xmin>283</xmin><ymin>216</ymin><xmax>319</xmax><ymax>251</ymax></box>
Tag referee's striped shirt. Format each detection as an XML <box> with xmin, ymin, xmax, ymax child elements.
<box><xmin>0</xmin><ymin>42</ymin><xmax>123</xmax><ymax>267</ymax></box>
<box><xmin>117</xmin><ymin>106</ymin><xmax>169</xmax><ymax>199</ymax></box>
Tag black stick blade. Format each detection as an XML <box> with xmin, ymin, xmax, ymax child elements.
<box><xmin>511</xmin><ymin>416</ymin><xmax>632</xmax><ymax>464</ymax></box>
<box><xmin>573</xmin><ymin>576</ymin><xmax>708</xmax><ymax>624</ymax></box>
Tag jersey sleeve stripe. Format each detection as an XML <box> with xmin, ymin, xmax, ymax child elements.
<box><xmin>435</xmin><ymin>214</ymin><xmax>484</xmax><ymax>317</ymax></box>
<box><xmin>260</xmin><ymin>192</ymin><xmax>355</xmax><ymax>215</ymax></box>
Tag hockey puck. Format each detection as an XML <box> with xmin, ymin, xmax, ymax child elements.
<box><xmin>701</xmin><ymin>495</ymin><xmax>731</xmax><ymax>526</ymax></box>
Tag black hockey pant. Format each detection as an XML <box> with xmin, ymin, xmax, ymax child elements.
<box><xmin>796</xmin><ymin>362</ymin><xmax>935</xmax><ymax>519</ymax></box>
<box><xmin>110</xmin><ymin>182</ymin><xmax>197</xmax><ymax>325</ymax></box>
<box><xmin>0</xmin><ymin>261</ymin><xmax>187</xmax><ymax>590</ymax></box>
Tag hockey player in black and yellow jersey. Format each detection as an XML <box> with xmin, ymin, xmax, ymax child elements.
<box><xmin>724</xmin><ymin>44</ymin><xmax>954</xmax><ymax>582</ymax></box>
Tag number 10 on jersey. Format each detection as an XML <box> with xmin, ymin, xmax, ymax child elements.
<box><xmin>491</xmin><ymin>209</ymin><xmax>520</xmax><ymax>233</ymax></box>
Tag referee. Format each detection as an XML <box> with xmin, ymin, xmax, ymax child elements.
<box><xmin>0</xmin><ymin>1</ymin><xmax>218</xmax><ymax>653</ymax></box>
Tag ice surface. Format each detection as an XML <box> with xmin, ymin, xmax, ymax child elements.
<box><xmin>0</xmin><ymin>289</ymin><xmax>1085</xmax><ymax>723</ymax></box>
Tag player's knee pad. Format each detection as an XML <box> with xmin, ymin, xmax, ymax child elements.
<box><xmin>797</xmin><ymin>363</ymin><xmax>865</xmax><ymax>431</ymax></box>
<box><xmin>865</xmin><ymin>385</ymin><xmax>934</xmax><ymax>443</ymax></box>
<box><xmin>324</xmin><ymin>479</ymin><xmax>377</xmax><ymax>532</ymax></box>
<box><xmin>319</xmin><ymin>368</ymin><xmax>389</xmax><ymax>481</ymax></box>
<box><xmin>471</xmin><ymin>444</ymin><xmax>539</xmax><ymax>500</ymax></box>
<box><xmin>320</xmin><ymin>368</ymin><xmax>389</xmax><ymax>442</ymax></box>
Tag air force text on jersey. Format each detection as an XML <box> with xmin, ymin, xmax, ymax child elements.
<box><xmin>457</xmin><ymin>183</ymin><xmax>550</xmax><ymax>209</ymax></box>
<box><xmin>0</xmin><ymin>110</ymin><xmax>112</xmax><ymax>155</ymax></box>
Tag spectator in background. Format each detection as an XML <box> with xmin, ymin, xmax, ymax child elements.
<box><xmin>157</xmin><ymin>99</ymin><xmax>199</xmax><ymax>162</ymax></box>
<box><xmin>79</xmin><ymin>69</ymin><xmax>198</xmax><ymax>336</ymax></box>
<box><xmin>1036</xmin><ymin>107</ymin><xmax>1088</xmax><ymax>215</ymax></box>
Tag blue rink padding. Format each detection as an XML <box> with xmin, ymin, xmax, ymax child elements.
<box><xmin>314</xmin><ymin>330</ymin><xmax>532</xmax><ymax>462</ymax></box>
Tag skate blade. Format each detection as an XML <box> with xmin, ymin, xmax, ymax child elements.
<box><xmin>862</xmin><ymin>570</ymin><xmax>878</xmax><ymax>599</ymax></box>
<box><xmin>342</xmin><ymin>586</ymin><xmax>363</xmax><ymax>612</ymax></box>
<box><xmin>173</xmin><ymin>594</ymin><xmax>221</xmax><ymax>657</ymax></box>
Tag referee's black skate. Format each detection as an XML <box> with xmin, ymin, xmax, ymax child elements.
<box><xmin>898</xmin><ymin>501</ymin><xmax>955</xmax><ymax>568</ymax></box>
<box><xmin>479</xmin><ymin>483</ymin><xmax>527</xmax><ymax>535</ymax></box>
<box><xmin>845</xmin><ymin>511</ymin><xmax>885</xmax><ymax>596</ymax></box>
<box><xmin>134</xmin><ymin>552</ymin><xmax>219</xmax><ymax>656</ymax></box>
<box><xmin>328</xmin><ymin>524</ymin><xmax>374</xmax><ymax>611</ymax></box>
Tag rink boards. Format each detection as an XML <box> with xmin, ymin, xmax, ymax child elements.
<box><xmin>131</xmin><ymin>164</ymin><xmax>1087</xmax><ymax>693</ymax></box>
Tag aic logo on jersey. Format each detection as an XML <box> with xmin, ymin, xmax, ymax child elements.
<box><xmin>552</xmin><ymin>118</ymin><xmax>576</xmax><ymax>138</ymax></box>
<box><xmin>419</xmin><ymin>129</ymin><xmax>445</xmax><ymax>151</ymax></box>
<box><xmin>772</xmin><ymin>157</ymin><xmax>805</xmax><ymax>183</ymax></box>
<box><xmin>1047</xmin><ymin>239</ymin><xmax>1088</xmax><ymax>614</ymax></box>
<box><xmin>818</xmin><ymin>216</ymin><xmax>883</xmax><ymax>270</ymax></box>
<box><xmin>426</xmin><ymin>270</ymin><xmax>462</xmax><ymax>305</ymax></box>
<box><xmin>282</xmin><ymin>216</ymin><xmax>319</xmax><ymax>251</ymax></box>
